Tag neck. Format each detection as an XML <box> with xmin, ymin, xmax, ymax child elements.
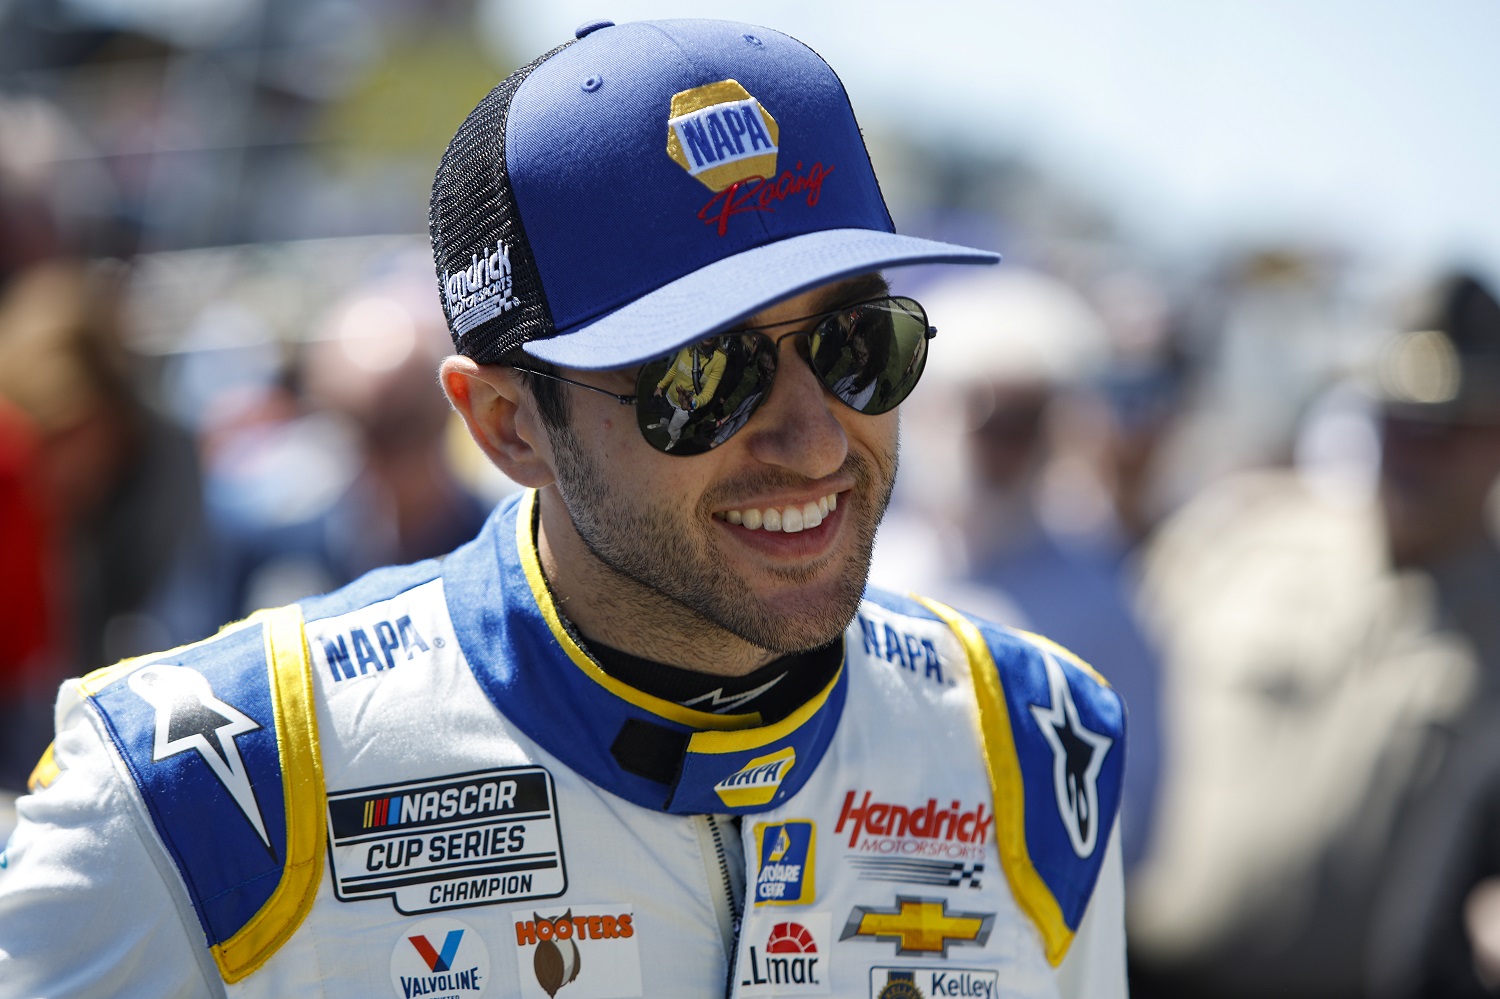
<box><xmin>534</xmin><ymin>488</ymin><xmax>778</xmax><ymax>677</ymax></box>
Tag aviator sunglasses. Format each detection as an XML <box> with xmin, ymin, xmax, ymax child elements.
<box><xmin>516</xmin><ymin>296</ymin><xmax>935</xmax><ymax>457</ymax></box>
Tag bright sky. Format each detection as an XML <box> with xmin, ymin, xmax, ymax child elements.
<box><xmin>485</xmin><ymin>0</ymin><xmax>1500</xmax><ymax>276</ymax></box>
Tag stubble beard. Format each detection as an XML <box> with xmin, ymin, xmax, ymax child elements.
<box><xmin>548</xmin><ymin>424</ymin><xmax>897</xmax><ymax>656</ymax></box>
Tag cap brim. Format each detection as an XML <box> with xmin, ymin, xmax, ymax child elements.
<box><xmin>522</xmin><ymin>228</ymin><xmax>1000</xmax><ymax>370</ymax></box>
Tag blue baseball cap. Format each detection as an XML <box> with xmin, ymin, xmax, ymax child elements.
<box><xmin>429</xmin><ymin>18</ymin><xmax>999</xmax><ymax>371</ymax></box>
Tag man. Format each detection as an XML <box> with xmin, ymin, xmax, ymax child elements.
<box><xmin>0</xmin><ymin>18</ymin><xmax>1126</xmax><ymax>998</ymax></box>
<box><xmin>1128</xmin><ymin>272</ymin><xmax>1500</xmax><ymax>999</ymax></box>
<box><xmin>646</xmin><ymin>342</ymin><xmax>729</xmax><ymax>451</ymax></box>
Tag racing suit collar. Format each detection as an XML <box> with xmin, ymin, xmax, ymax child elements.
<box><xmin>442</xmin><ymin>490</ymin><xmax>848</xmax><ymax>814</ymax></box>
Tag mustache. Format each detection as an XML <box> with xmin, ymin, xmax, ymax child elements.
<box><xmin>701</xmin><ymin>452</ymin><xmax>876</xmax><ymax>510</ymax></box>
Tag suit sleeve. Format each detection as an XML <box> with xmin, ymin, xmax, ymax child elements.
<box><xmin>0</xmin><ymin>683</ymin><xmax>220</xmax><ymax>999</ymax></box>
<box><xmin>1055</xmin><ymin>816</ymin><xmax>1128</xmax><ymax>999</ymax></box>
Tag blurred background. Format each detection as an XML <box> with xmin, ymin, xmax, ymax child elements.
<box><xmin>3</xmin><ymin>1</ymin><xmax>1500</xmax><ymax>996</ymax></box>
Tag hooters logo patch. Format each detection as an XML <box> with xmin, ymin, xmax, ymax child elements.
<box><xmin>510</xmin><ymin>905</ymin><xmax>641</xmax><ymax>998</ymax></box>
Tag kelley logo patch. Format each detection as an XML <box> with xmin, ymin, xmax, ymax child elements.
<box><xmin>841</xmin><ymin>897</ymin><xmax>994</xmax><ymax>957</ymax></box>
<box><xmin>753</xmin><ymin>820</ymin><xmax>816</xmax><ymax>905</ymax></box>
<box><xmin>328</xmin><ymin>767</ymin><xmax>566</xmax><ymax>915</ymax></box>
<box><xmin>389</xmin><ymin>918</ymin><xmax>490</xmax><ymax>999</ymax></box>
<box><xmin>715</xmin><ymin>747</ymin><xmax>796</xmax><ymax>808</ymax></box>
<box><xmin>511</xmin><ymin>904</ymin><xmax>641</xmax><ymax>998</ymax></box>
<box><xmin>871</xmin><ymin>967</ymin><xmax>999</xmax><ymax>999</ymax></box>
<box><xmin>738</xmin><ymin>913</ymin><xmax>831</xmax><ymax>996</ymax></box>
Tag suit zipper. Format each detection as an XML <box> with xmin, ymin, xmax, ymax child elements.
<box><xmin>703</xmin><ymin>814</ymin><xmax>744</xmax><ymax>997</ymax></box>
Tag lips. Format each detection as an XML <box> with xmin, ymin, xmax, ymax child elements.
<box><xmin>717</xmin><ymin>492</ymin><xmax>838</xmax><ymax>534</ymax></box>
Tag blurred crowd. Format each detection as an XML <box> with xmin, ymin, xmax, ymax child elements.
<box><xmin>4</xmin><ymin>2</ymin><xmax>1500</xmax><ymax>997</ymax></box>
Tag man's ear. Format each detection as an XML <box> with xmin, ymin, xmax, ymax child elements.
<box><xmin>440</xmin><ymin>356</ymin><xmax>556</xmax><ymax>488</ymax></box>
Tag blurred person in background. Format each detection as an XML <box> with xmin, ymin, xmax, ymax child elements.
<box><xmin>0</xmin><ymin>260</ymin><xmax>213</xmax><ymax>790</ymax></box>
<box><xmin>875</xmin><ymin>266</ymin><xmax>1171</xmax><ymax>873</ymax></box>
<box><xmin>0</xmin><ymin>95</ymin><xmax>218</xmax><ymax>790</ymax></box>
<box><xmin>186</xmin><ymin>252</ymin><xmax>496</xmax><ymax>620</ymax></box>
<box><xmin>1128</xmin><ymin>270</ymin><xmax>1500</xmax><ymax>998</ymax></box>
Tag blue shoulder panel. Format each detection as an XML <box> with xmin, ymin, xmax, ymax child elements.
<box><xmin>980</xmin><ymin>621</ymin><xmax>1125</xmax><ymax>933</ymax></box>
<box><xmin>89</xmin><ymin>622</ymin><xmax>289</xmax><ymax>948</ymax></box>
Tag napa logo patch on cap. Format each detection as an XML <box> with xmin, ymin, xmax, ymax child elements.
<box><xmin>666</xmin><ymin>80</ymin><xmax>779</xmax><ymax>191</ymax></box>
<box><xmin>715</xmin><ymin>747</ymin><xmax>796</xmax><ymax>808</ymax></box>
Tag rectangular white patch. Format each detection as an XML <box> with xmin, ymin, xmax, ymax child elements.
<box><xmin>736</xmin><ymin>911</ymin><xmax>833</xmax><ymax>996</ymax></box>
<box><xmin>868</xmin><ymin>967</ymin><xmax>1000</xmax><ymax>998</ymax></box>
<box><xmin>509</xmin><ymin>903</ymin><xmax>643</xmax><ymax>998</ymax></box>
<box><xmin>326</xmin><ymin>766</ymin><xmax>566</xmax><ymax>915</ymax></box>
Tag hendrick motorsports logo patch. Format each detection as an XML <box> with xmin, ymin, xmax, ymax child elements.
<box><xmin>328</xmin><ymin>766</ymin><xmax>566</xmax><ymax>915</ymax></box>
<box><xmin>390</xmin><ymin>918</ymin><xmax>490</xmax><ymax>999</ymax></box>
<box><xmin>510</xmin><ymin>904</ymin><xmax>641</xmax><ymax>998</ymax></box>
<box><xmin>870</xmin><ymin>967</ymin><xmax>999</xmax><ymax>998</ymax></box>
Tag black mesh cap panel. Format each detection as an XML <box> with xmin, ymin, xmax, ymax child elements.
<box><xmin>428</xmin><ymin>41</ymin><xmax>572</xmax><ymax>363</ymax></box>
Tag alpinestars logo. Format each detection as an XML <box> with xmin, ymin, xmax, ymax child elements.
<box><xmin>1029</xmin><ymin>651</ymin><xmax>1113</xmax><ymax>858</ymax></box>
<box><xmin>128</xmin><ymin>664</ymin><xmax>269</xmax><ymax>848</ymax></box>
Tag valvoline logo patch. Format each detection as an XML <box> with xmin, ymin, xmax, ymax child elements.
<box><xmin>715</xmin><ymin>747</ymin><xmax>796</xmax><ymax>808</ymax></box>
<box><xmin>389</xmin><ymin>918</ymin><xmax>490</xmax><ymax>999</ymax></box>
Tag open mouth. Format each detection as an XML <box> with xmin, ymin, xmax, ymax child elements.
<box><xmin>715</xmin><ymin>492</ymin><xmax>839</xmax><ymax>534</ymax></box>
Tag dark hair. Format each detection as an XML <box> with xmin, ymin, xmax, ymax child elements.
<box><xmin>496</xmin><ymin>348</ymin><xmax>569</xmax><ymax>432</ymax></box>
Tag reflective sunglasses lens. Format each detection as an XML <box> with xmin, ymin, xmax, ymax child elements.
<box><xmin>808</xmin><ymin>297</ymin><xmax>930</xmax><ymax>415</ymax></box>
<box><xmin>635</xmin><ymin>333</ymin><xmax>776</xmax><ymax>456</ymax></box>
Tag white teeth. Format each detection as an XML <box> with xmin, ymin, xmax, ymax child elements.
<box><xmin>720</xmin><ymin>493</ymin><xmax>840</xmax><ymax>533</ymax></box>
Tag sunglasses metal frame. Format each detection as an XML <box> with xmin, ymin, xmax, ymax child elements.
<box><xmin>511</xmin><ymin>295</ymin><xmax>935</xmax><ymax>451</ymax></box>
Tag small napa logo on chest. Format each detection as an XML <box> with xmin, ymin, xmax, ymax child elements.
<box><xmin>666</xmin><ymin>79</ymin><xmax>779</xmax><ymax>191</ymax></box>
<box><xmin>715</xmin><ymin>747</ymin><xmax>796</xmax><ymax>807</ymax></box>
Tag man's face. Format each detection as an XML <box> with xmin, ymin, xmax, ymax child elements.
<box><xmin>542</xmin><ymin>277</ymin><xmax>900</xmax><ymax>656</ymax></box>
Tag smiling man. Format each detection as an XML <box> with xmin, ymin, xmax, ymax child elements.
<box><xmin>0</xmin><ymin>18</ymin><xmax>1127</xmax><ymax>999</ymax></box>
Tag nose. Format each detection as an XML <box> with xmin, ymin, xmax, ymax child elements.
<box><xmin>739</xmin><ymin>336</ymin><xmax>849</xmax><ymax>477</ymax></box>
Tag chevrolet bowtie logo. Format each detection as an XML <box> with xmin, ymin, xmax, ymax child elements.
<box><xmin>840</xmin><ymin>896</ymin><xmax>995</xmax><ymax>956</ymax></box>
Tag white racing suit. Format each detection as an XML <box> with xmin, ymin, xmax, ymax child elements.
<box><xmin>0</xmin><ymin>490</ymin><xmax>1127</xmax><ymax>998</ymax></box>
